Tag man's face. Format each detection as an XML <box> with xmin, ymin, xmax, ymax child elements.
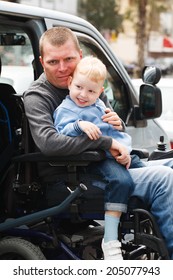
<box><xmin>40</xmin><ymin>39</ymin><xmax>82</xmax><ymax>89</ymax></box>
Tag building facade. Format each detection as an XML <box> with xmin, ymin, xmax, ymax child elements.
<box><xmin>20</xmin><ymin>0</ymin><xmax>78</xmax><ymax>15</ymax></box>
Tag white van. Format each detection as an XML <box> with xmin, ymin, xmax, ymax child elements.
<box><xmin>0</xmin><ymin>1</ymin><xmax>168</xmax><ymax>153</ymax></box>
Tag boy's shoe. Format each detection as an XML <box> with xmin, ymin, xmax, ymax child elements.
<box><xmin>101</xmin><ymin>239</ymin><xmax>123</xmax><ymax>260</ymax></box>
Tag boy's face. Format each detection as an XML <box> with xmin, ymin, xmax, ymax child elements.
<box><xmin>68</xmin><ymin>71</ymin><xmax>104</xmax><ymax>107</ymax></box>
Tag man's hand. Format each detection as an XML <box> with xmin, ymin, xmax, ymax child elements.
<box><xmin>109</xmin><ymin>139</ymin><xmax>131</xmax><ymax>169</ymax></box>
<box><xmin>79</xmin><ymin>121</ymin><xmax>102</xmax><ymax>140</ymax></box>
<box><xmin>101</xmin><ymin>108</ymin><xmax>123</xmax><ymax>131</ymax></box>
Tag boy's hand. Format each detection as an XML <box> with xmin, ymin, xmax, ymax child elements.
<box><xmin>79</xmin><ymin>121</ymin><xmax>102</xmax><ymax>140</ymax></box>
<box><xmin>102</xmin><ymin>108</ymin><xmax>123</xmax><ymax>131</ymax></box>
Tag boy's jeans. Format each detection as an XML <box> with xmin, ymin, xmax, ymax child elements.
<box><xmin>88</xmin><ymin>155</ymin><xmax>145</xmax><ymax>213</ymax></box>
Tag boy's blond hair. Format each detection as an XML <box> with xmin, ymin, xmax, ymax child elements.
<box><xmin>74</xmin><ymin>56</ymin><xmax>107</xmax><ymax>84</ymax></box>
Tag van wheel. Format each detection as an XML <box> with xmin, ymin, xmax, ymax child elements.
<box><xmin>0</xmin><ymin>238</ymin><xmax>46</xmax><ymax>260</ymax></box>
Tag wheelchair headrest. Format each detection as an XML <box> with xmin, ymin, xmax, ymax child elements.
<box><xmin>0</xmin><ymin>83</ymin><xmax>16</xmax><ymax>95</ymax></box>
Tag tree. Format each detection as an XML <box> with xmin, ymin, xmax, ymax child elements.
<box><xmin>78</xmin><ymin>0</ymin><xmax>123</xmax><ymax>33</ymax></box>
<box><xmin>125</xmin><ymin>0</ymin><xmax>171</xmax><ymax>75</ymax></box>
<box><xmin>136</xmin><ymin>0</ymin><xmax>147</xmax><ymax>74</ymax></box>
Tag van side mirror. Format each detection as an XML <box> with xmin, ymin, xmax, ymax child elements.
<box><xmin>139</xmin><ymin>84</ymin><xmax>162</xmax><ymax>119</ymax></box>
<box><xmin>139</xmin><ymin>66</ymin><xmax>162</xmax><ymax>119</ymax></box>
<box><xmin>142</xmin><ymin>66</ymin><xmax>161</xmax><ymax>84</ymax></box>
<box><xmin>0</xmin><ymin>33</ymin><xmax>26</xmax><ymax>45</ymax></box>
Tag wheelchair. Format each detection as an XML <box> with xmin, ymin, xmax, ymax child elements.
<box><xmin>0</xmin><ymin>81</ymin><xmax>172</xmax><ymax>260</ymax></box>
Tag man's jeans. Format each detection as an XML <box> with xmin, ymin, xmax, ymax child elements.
<box><xmin>129</xmin><ymin>158</ymin><xmax>173</xmax><ymax>259</ymax></box>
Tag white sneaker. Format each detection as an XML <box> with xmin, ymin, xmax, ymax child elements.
<box><xmin>101</xmin><ymin>239</ymin><xmax>123</xmax><ymax>260</ymax></box>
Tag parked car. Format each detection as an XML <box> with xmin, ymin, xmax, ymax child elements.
<box><xmin>145</xmin><ymin>57</ymin><xmax>173</xmax><ymax>76</ymax></box>
<box><xmin>132</xmin><ymin>78</ymin><xmax>173</xmax><ymax>149</ymax></box>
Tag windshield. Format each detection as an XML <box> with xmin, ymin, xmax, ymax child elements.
<box><xmin>0</xmin><ymin>31</ymin><xmax>34</xmax><ymax>95</ymax></box>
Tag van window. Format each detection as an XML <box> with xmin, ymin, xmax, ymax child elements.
<box><xmin>0</xmin><ymin>29</ymin><xmax>34</xmax><ymax>95</ymax></box>
<box><xmin>78</xmin><ymin>35</ymin><xmax>129</xmax><ymax>121</ymax></box>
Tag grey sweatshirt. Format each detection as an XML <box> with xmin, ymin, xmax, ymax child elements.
<box><xmin>23</xmin><ymin>73</ymin><xmax>112</xmax><ymax>181</ymax></box>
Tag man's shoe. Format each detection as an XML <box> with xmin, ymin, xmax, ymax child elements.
<box><xmin>101</xmin><ymin>239</ymin><xmax>123</xmax><ymax>260</ymax></box>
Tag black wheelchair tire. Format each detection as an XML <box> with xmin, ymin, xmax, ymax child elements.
<box><xmin>0</xmin><ymin>237</ymin><xmax>46</xmax><ymax>260</ymax></box>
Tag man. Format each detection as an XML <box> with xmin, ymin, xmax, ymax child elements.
<box><xmin>24</xmin><ymin>27</ymin><xmax>173</xmax><ymax>260</ymax></box>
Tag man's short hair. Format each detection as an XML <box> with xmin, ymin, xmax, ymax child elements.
<box><xmin>39</xmin><ymin>26</ymin><xmax>81</xmax><ymax>57</ymax></box>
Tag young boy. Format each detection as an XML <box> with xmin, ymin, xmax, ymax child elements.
<box><xmin>53</xmin><ymin>56</ymin><xmax>145</xmax><ymax>260</ymax></box>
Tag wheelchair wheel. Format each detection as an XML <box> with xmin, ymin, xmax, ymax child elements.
<box><xmin>0</xmin><ymin>237</ymin><xmax>46</xmax><ymax>260</ymax></box>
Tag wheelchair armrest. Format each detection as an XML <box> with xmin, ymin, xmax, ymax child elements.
<box><xmin>12</xmin><ymin>151</ymin><xmax>106</xmax><ymax>190</ymax></box>
<box><xmin>12</xmin><ymin>150</ymin><xmax>106</xmax><ymax>166</ymax></box>
<box><xmin>148</xmin><ymin>149</ymin><xmax>173</xmax><ymax>161</ymax></box>
<box><xmin>130</xmin><ymin>148</ymin><xmax>149</xmax><ymax>159</ymax></box>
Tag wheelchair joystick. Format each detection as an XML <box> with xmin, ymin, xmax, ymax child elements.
<box><xmin>148</xmin><ymin>136</ymin><xmax>171</xmax><ymax>160</ymax></box>
<box><xmin>157</xmin><ymin>136</ymin><xmax>166</xmax><ymax>151</ymax></box>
